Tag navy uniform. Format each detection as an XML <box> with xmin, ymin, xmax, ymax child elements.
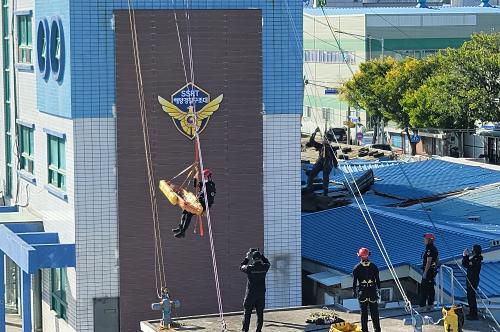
<box><xmin>419</xmin><ymin>235</ymin><xmax>438</xmax><ymax>308</ymax></box>
<box><xmin>240</xmin><ymin>251</ymin><xmax>270</xmax><ymax>332</ymax></box>
<box><xmin>352</xmin><ymin>248</ymin><xmax>381</xmax><ymax>332</ymax></box>
<box><xmin>305</xmin><ymin>128</ymin><xmax>339</xmax><ymax>196</ymax></box>
<box><xmin>462</xmin><ymin>245</ymin><xmax>483</xmax><ymax>320</ymax></box>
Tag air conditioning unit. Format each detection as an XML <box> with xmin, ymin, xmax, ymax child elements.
<box><xmin>467</xmin><ymin>216</ymin><xmax>481</xmax><ymax>223</ymax></box>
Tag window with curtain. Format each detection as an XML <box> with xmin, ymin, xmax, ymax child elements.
<box><xmin>17</xmin><ymin>14</ymin><xmax>32</xmax><ymax>63</ymax></box>
<box><xmin>47</xmin><ymin>134</ymin><xmax>66</xmax><ymax>190</ymax></box>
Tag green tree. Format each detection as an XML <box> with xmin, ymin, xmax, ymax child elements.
<box><xmin>402</xmin><ymin>33</ymin><xmax>500</xmax><ymax>130</ymax></box>
<box><xmin>380</xmin><ymin>56</ymin><xmax>439</xmax><ymax>155</ymax></box>
<box><xmin>340</xmin><ymin>57</ymin><xmax>396</xmax><ymax>143</ymax></box>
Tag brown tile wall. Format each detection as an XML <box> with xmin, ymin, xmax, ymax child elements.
<box><xmin>115</xmin><ymin>10</ymin><xmax>263</xmax><ymax>331</ymax></box>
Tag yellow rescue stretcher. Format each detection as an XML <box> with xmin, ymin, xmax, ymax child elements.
<box><xmin>159</xmin><ymin>180</ymin><xmax>204</xmax><ymax>216</ymax></box>
<box><xmin>329</xmin><ymin>322</ymin><xmax>362</xmax><ymax>332</ymax></box>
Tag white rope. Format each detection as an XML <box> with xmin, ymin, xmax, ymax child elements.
<box><xmin>127</xmin><ymin>0</ymin><xmax>166</xmax><ymax>298</ymax></box>
<box><xmin>285</xmin><ymin>0</ymin><xmax>414</xmax><ymax>312</ymax></box>
<box><xmin>172</xmin><ymin>1</ymin><xmax>227</xmax><ymax>329</ymax></box>
<box><xmin>396</xmin><ymin>163</ymin><xmax>500</xmax><ymax>328</ymax></box>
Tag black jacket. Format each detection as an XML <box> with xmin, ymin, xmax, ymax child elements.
<box><xmin>240</xmin><ymin>256</ymin><xmax>271</xmax><ymax>296</ymax></box>
<box><xmin>306</xmin><ymin>132</ymin><xmax>338</xmax><ymax>167</ymax></box>
<box><xmin>462</xmin><ymin>254</ymin><xmax>483</xmax><ymax>286</ymax></box>
<box><xmin>194</xmin><ymin>179</ymin><xmax>216</xmax><ymax>208</ymax></box>
<box><xmin>352</xmin><ymin>261</ymin><xmax>381</xmax><ymax>290</ymax></box>
<box><xmin>422</xmin><ymin>243</ymin><xmax>439</xmax><ymax>271</ymax></box>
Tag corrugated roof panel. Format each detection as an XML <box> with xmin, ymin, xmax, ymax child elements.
<box><xmin>301</xmin><ymin>205</ymin><xmax>496</xmax><ymax>273</ymax></box>
<box><xmin>417</xmin><ymin>184</ymin><xmax>500</xmax><ymax>225</ymax></box>
<box><xmin>441</xmin><ymin>261</ymin><xmax>500</xmax><ymax>299</ymax></box>
<box><xmin>370</xmin><ymin>159</ymin><xmax>500</xmax><ymax>200</ymax></box>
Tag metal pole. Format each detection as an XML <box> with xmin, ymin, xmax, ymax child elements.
<box><xmin>381</xmin><ymin>38</ymin><xmax>384</xmax><ymax>58</ymax></box>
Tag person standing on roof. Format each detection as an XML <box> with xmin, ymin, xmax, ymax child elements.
<box><xmin>172</xmin><ymin>168</ymin><xmax>216</xmax><ymax>238</ymax></box>
<box><xmin>419</xmin><ymin>233</ymin><xmax>439</xmax><ymax>310</ymax></box>
<box><xmin>240</xmin><ymin>249</ymin><xmax>271</xmax><ymax>332</ymax></box>
<box><xmin>462</xmin><ymin>244</ymin><xmax>483</xmax><ymax>320</ymax></box>
<box><xmin>352</xmin><ymin>247</ymin><xmax>381</xmax><ymax>332</ymax></box>
<box><xmin>305</xmin><ymin>127</ymin><xmax>339</xmax><ymax>196</ymax></box>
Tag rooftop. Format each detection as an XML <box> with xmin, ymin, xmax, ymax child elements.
<box><xmin>369</xmin><ymin>159</ymin><xmax>500</xmax><ymax>201</ymax></box>
<box><xmin>140</xmin><ymin>306</ymin><xmax>493</xmax><ymax>332</ymax></box>
<box><xmin>304</xmin><ymin>6</ymin><xmax>500</xmax><ymax>16</ymax></box>
<box><xmin>302</xmin><ymin>205</ymin><xmax>497</xmax><ymax>273</ymax></box>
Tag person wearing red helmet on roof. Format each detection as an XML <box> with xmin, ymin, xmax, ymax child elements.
<box><xmin>173</xmin><ymin>167</ymin><xmax>216</xmax><ymax>238</ymax></box>
<box><xmin>419</xmin><ymin>233</ymin><xmax>439</xmax><ymax>310</ymax></box>
<box><xmin>352</xmin><ymin>247</ymin><xmax>381</xmax><ymax>332</ymax></box>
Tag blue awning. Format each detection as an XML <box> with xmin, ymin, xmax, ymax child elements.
<box><xmin>0</xmin><ymin>208</ymin><xmax>76</xmax><ymax>273</ymax></box>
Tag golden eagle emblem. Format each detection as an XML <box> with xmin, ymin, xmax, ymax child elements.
<box><xmin>158</xmin><ymin>83</ymin><xmax>223</xmax><ymax>140</ymax></box>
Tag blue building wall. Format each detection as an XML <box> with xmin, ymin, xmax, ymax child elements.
<box><xmin>36</xmin><ymin>0</ymin><xmax>303</xmax><ymax>119</ymax></box>
<box><xmin>36</xmin><ymin>0</ymin><xmax>72</xmax><ymax>118</ymax></box>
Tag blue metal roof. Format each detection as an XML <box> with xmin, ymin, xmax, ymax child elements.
<box><xmin>304</xmin><ymin>6</ymin><xmax>500</xmax><ymax>16</ymax></box>
<box><xmin>302</xmin><ymin>205</ymin><xmax>496</xmax><ymax>273</ymax></box>
<box><xmin>441</xmin><ymin>261</ymin><xmax>500</xmax><ymax>300</ymax></box>
<box><xmin>414</xmin><ymin>184</ymin><xmax>500</xmax><ymax>225</ymax></box>
<box><xmin>370</xmin><ymin>159</ymin><xmax>500</xmax><ymax>201</ymax></box>
<box><xmin>377</xmin><ymin>206</ymin><xmax>500</xmax><ymax>236</ymax></box>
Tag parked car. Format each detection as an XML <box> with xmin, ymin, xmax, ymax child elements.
<box><xmin>326</xmin><ymin>127</ymin><xmax>347</xmax><ymax>143</ymax></box>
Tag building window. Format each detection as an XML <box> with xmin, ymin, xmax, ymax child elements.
<box><xmin>304</xmin><ymin>50</ymin><xmax>356</xmax><ymax>64</ymax></box>
<box><xmin>17</xmin><ymin>15</ymin><xmax>32</xmax><ymax>64</ymax></box>
<box><xmin>380</xmin><ymin>287</ymin><xmax>393</xmax><ymax>302</ymax></box>
<box><xmin>47</xmin><ymin>134</ymin><xmax>66</xmax><ymax>190</ymax></box>
<box><xmin>322</xmin><ymin>107</ymin><xmax>332</xmax><ymax>122</ymax></box>
<box><xmin>303</xmin><ymin>106</ymin><xmax>312</xmax><ymax>118</ymax></box>
<box><xmin>19</xmin><ymin>125</ymin><xmax>34</xmax><ymax>173</ymax></box>
<box><xmin>51</xmin><ymin>268</ymin><xmax>67</xmax><ymax>320</ymax></box>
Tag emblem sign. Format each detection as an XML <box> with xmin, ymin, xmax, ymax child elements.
<box><xmin>158</xmin><ymin>83</ymin><xmax>223</xmax><ymax>140</ymax></box>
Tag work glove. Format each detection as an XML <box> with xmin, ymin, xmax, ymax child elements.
<box><xmin>352</xmin><ymin>289</ymin><xmax>358</xmax><ymax>298</ymax></box>
<box><xmin>422</xmin><ymin>271</ymin><xmax>428</xmax><ymax>281</ymax></box>
<box><xmin>376</xmin><ymin>289</ymin><xmax>381</xmax><ymax>300</ymax></box>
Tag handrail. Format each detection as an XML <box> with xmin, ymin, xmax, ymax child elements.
<box><xmin>438</xmin><ymin>265</ymin><xmax>455</xmax><ymax>306</ymax></box>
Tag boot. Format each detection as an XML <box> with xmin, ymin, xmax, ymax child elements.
<box><xmin>174</xmin><ymin>231</ymin><xmax>186</xmax><ymax>238</ymax></box>
<box><xmin>172</xmin><ymin>225</ymin><xmax>182</xmax><ymax>233</ymax></box>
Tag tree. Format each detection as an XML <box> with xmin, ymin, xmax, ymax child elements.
<box><xmin>380</xmin><ymin>56</ymin><xmax>439</xmax><ymax>155</ymax></box>
<box><xmin>402</xmin><ymin>33</ymin><xmax>500</xmax><ymax>130</ymax></box>
<box><xmin>340</xmin><ymin>57</ymin><xmax>396</xmax><ymax>143</ymax></box>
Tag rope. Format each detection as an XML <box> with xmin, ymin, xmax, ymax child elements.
<box><xmin>395</xmin><ymin>162</ymin><xmax>500</xmax><ymax>329</ymax></box>
<box><xmin>171</xmin><ymin>1</ymin><xmax>227</xmax><ymax>329</ymax></box>
<box><xmin>317</xmin><ymin>5</ymin><xmax>415</xmax><ymax>313</ymax></box>
<box><xmin>127</xmin><ymin>0</ymin><xmax>166</xmax><ymax>298</ymax></box>
<box><xmin>286</xmin><ymin>0</ymin><xmax>414</xmax><ymax>312</ymax></box>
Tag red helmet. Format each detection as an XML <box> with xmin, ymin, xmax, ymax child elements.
<box><xmin>202</xmin><ymin>169</ymin><xmax>212</xmax><ymax>179</ymax></box>
<box><xmin>357</xmin><ymin>247</ymin><xmax>370</xmax><ymax>259</ymax></box>
<box><xmin>424</xmin><ymin>233</ymin><xmax>435</xmax><ymax>240</ymax></box>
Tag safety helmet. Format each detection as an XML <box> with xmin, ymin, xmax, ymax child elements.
<box><xmin>357</xmin><ymin>247</ymin><xmax>370</xmax><ymax>260</ymax></box>
<box><xmin>202</xmin><ymin>169</ymin><xmax>212</xmax><ymax>179</ymax></box>
<box><xmin>424</xmin><ymin>233</ymin><xmax>435</xmax><ymax>240</ymax></box>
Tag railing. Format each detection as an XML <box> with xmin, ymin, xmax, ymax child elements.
<box><xmin>437</xmin><ymin>265</ymin><xmax>455</xmax><ymax>306</ymax></box>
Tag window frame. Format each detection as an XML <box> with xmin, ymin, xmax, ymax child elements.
<box><xmin>379</xmin><ymin>287</ymin><xmax>394</xmax><ymax>302</ymax></box>
<box><xmin>47</xmin><ymin>134</ymin><xmax>66</xmax><ymax>191</ymax></box>
<box><xmin>51</xmin><ymin>268</ymin><xmax>68</xmax><ymax>320</ymax></box>
<box><xmin>17</xmin><ymin>14</ymin><xmax>32</xmax><ymax>64</ymax></box>
<box><xmin>18</xmin><ymin>124</ymin><xmax>34</xmax><ymax>174</ymax></box>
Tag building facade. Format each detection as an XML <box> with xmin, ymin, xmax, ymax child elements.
<box><xmin>302</xmin><ymin>7</ymin><xmax>500</xmax><ymax>138</ymax></box>
<box><xmin>0</xmin><ymin>1</ymin><xmax>303</xmax><ymax>332</ymax></box>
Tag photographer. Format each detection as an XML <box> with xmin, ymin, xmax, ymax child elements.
<box><xmin>240</xmin><ymin>249</ymin><xmax>271</xmax><ymax>332</ymax></box>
